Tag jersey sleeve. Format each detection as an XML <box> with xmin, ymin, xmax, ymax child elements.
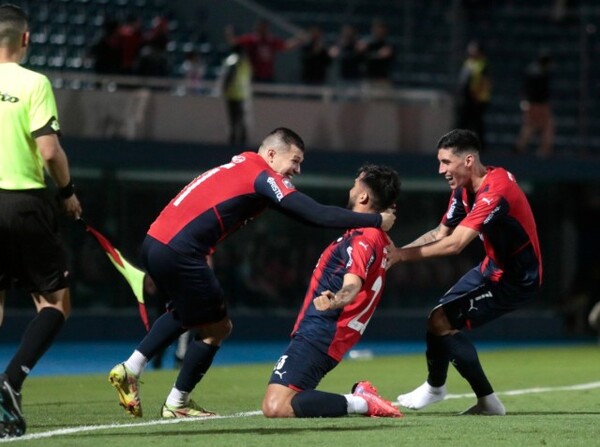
<box><xmin>277</xmin><ymin>190</ymin><xmax>382</xmax><ymax>228</ymax></box>
<box><xmin>441</xmin><ymin>189</ymin><xmax>467</xmax><ymax>228</ymax></box>
<box><xmin>29</xmin><ymin>75</ymin><xmax>61</xmax><ymax>138</ymax></box>
<box><xmin>254</xmin><ymin>170</ymin><xmax>297</xmax><ymax>203</ymax></box>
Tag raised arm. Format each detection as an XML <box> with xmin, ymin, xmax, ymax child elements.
<box><xmin>279</xmin><ymin>191</ymin><xmax>393</xmax><ymax>230</ymax></box>
<box><xmin>388</xmin><ymin>224</ymin><xmax>478</xmax><ymax>267</ymax></box>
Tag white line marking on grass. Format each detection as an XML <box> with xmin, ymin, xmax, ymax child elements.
<box><xmin>0</xmin><ymin>411</ymin><xmax>262</xmax><ymax>443</ymax></box>
<box><xmin>4</xmin><ymin>381</ymin><xmax>600</xmax><ymax>442</ymax></box>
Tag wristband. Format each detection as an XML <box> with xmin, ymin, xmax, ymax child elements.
<box><xmin>58</xmin><ymin>181</ymin><xmax>75</xmax><ymax>199</ymax></box>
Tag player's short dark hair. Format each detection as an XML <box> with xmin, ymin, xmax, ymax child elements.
<box><xmin>0</xmin><ymin>4</ymin><xmax>28</xmax><ymax>48</ymax></box>
<box><xmin>357</xmin><ymin>164</ymin><xmax>401</xmax><ymax>212</ymax></box>
<box><xmin>437</xmin><ymin>129</ymin><xmax>481</xmax><ymax>154</ymax></box>
<box><xmin>267</xmin><ymin>127</ymin><xmax>305</xmax><ymax>152</ymax></box>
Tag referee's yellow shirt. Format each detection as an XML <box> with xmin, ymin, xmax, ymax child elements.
<box><xmin>0</xmin><ymin>62</ymin><xmax>61</xmax><ymax>190</ymax></box>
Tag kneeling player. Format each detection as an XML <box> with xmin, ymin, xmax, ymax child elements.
<box><xmin>262</xmin><ymin>164</ymin><xmax>402</xmax><ymax>418</ymax></box>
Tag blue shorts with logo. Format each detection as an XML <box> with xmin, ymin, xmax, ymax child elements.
<box><xmin>268</xmin><ymin>335</ymin><xmax>338</xmax><ymax>391</ymax></box>
<box><xmin>438</xmin><ymin>265</ymin><xmax>538</xmax><ymax>331</ymax></box>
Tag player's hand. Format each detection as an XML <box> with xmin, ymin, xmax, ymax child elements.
<box><xmin>379</xmin><ymin>207</ymin><xmax>396</xmax><ymax>231</ymax></box>
<box><xmin>313</xmin><ymin>290</ymin><xmax>336</xmax><ymax>311</ymax></box>
<box><xmin>385</xmin><ymin>244</ymin><xmax>404</xmax><ymax>267</ymax></box>
<box><xmin>62</xmin><ymin>194</ymin><xmax>82</xmax><ymax>219</ymax></box>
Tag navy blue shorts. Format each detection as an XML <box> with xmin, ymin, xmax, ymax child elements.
<box><xmin>0</xmin><ymin>189</ymin><xmax>69</xmax><ymax>293</ymax></box>
<box><xmin>438</xmin><ymin>265</ymin><xmax>537</xmax><ymax>330</ymax></box>
<box><xmin>141</xmin><ymin>235</ymin><xmax>227</xmax><ymax>327</ymax></box>
<box><xmin>268</xmin><ymin>335</ymin><xmax>338</xmax><ymax>391</ymax></box>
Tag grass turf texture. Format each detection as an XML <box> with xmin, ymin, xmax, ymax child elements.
<box><xmin>10</xmin><ymin>344</ymin><xmax>600</xmax><ymax>446</ymax></box>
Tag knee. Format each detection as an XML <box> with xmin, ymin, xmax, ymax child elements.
<box><xmin>262</xmin><ymin>395</ymin><xmax>291</xmax><ymax>418</ymax></box>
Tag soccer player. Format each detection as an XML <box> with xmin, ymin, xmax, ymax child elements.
<box><xmin>109</xmin><ymin>127</ymin><xmax>396</xmax><ymax>418</ymax></box>
<box><xmin>262</xmin><ymin>164</ymin><xmax>402</xmax><ymax>419</ymax></box>
<box><xmin>0</xmin><ymin>4</ymin><xmax>82</xmax><ymax>438</ymax></box>
<box><xmin>387</xmin><ymin>129</ymin><xmax>542</xmax><ymax>415</ymax></box>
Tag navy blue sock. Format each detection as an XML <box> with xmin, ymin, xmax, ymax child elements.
<box><xmin>444</xmin><ymin>332</ymin><xmax>494</xmax><ymax>397</ymax></box>
<box><xmin>5</xmin><ymin>307</ymin><xmax>64</xmax><ymax>391</ymax></box>
<box><xmin>174</xmin><ymin>340</ymin><xmax>219</xmax><ymax>393</ymax></box>
<box><xmin>426</xmin><ymin>331</ymin><xmax>450</xmax><ymax>387</ymax></box>
<box><xmin>136</xmin><ymin>311</ymin><xmax>185</xmax><ymax>359</ymax></box>
<box><xmin>290</xmin><ymin>390</ymin><xmax>348</xmax><ymax>417</ymax></box>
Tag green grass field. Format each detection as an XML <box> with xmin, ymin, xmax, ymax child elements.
<box><xmin>8</xmin><ymin>344</ymin><xmax>600</xmax><ymax>446</ymax></box>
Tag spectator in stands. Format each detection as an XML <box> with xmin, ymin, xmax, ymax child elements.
<box><xmin>299</xmin><ymin>25</ymin><xmax>331</xmax><ymax>85</ymax></box>
<box><xmin>89</xmin><ymin>17</ymin><xmax>121</xmax><ymax>75</ymax></box>
<box><xmin>358</xmin><ymin>19</ymin><xmax>395</xmax><ymax>89</ymax></box>
<box><xmin>329</xmin><ymin>24</ymin><xmax>363</xmax><ymax>86</ymax></box>
<box><xmin>225</xmin><ymin>20</ymin><xmax>298</xmax><ymax>83</ymax></box>
<box><xmin>219</xmin><ymin>45</ymin><xmax>253</xmax><ymax>146</ymax></box>
<box><xmin>455</xmin><ymin>40</ymin><xmax>491</xmax><ymax>150</ymax></box>
<box><xmin>514</xmin><ymin>51</ymin><xmax>554</xmax><ymax>158</ymax></box>
<box><xmin>117</xmin><ymin>13</ymin><xmax>143</xmax><ymax>75</ymax></box>
<box><xmin>180</xmin><ymin>50</ymin><xmax>206</xmax><ymax>94</ymax></box>
<box><xmin>138</xmin><ymin>15</ymin><xmax>171</xmax><ymax>77</ymax></box>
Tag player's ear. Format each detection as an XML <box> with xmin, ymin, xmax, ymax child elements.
<box><xmin>22</xmin><ymin>31</ymin><xmax>30</xmax><ymax>48</ymax></box>
<box><xmin>359</xmin><ymin>191</ymin><xmax>369</xmax><ymax>205</ymax></box>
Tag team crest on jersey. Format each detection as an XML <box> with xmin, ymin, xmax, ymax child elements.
<box><xmin>282</xmin><ymin>177</ymin><xmax>295</xmax><ymax>189</ymax></box>
<box><xmin>231</xmin><ymin>155</ymin><xmax>245</xmax><ymax>163</ymax></box>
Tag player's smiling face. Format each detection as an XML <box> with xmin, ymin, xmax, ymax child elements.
<box><xmin>270</xmin><ymin>145</ymin><xmax>304</xmax><ymax>179</ymax></box>
<box><xmin>438</xmin><ymin>147</ymin><xmax>470</xmax><ymax>190</ymax></box>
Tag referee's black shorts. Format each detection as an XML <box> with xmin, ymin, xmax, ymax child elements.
<box><xmin>0</xmin><ymin>189</ymin><xmax>69</xmax><ymax>293</ymax></box>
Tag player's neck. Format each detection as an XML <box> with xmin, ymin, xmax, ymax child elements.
<box><xmin>0</xmin><ymin>48</ymin><xmax>23</xmax><ymax>64</ymax></box>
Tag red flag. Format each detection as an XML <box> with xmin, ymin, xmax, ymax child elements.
<box><xmin>78</xmin><ymin>219</ymin><xmax>150</xmax><ymax>331</ymax></box>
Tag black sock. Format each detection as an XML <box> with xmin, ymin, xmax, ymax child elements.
<box><xmin>5</xmin><ymin>307</ymin><xmax>65</xmax><ymax>392</ymax></box>
<box><xmin>290</xmin><ymin>390</ymin><xmax>348</xmax><ymax>417</ymax></box>
<box><xmin>174</xmin><ymin>340</ymin><xmax>219</xmax><ymax>393</ymax></box>
<box><xmin>426</xmin><ymin>331</ymin><xmax>450</xmax><ymax>387</ymax></box>
<box><xmin>444</xmin><ymin>332</ymin><xmax>494</xmax><ymax>397</ymax></box>
<box><xmin>136</xmin><ymin>311</ymin><xmax>185</xmax><ymax>359</ymax></box>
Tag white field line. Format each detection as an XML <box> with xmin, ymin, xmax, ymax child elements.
<box><xmin>3</xmin><ymin>381</ymin><xmax>600</xmax><ymax>443</ymax></box>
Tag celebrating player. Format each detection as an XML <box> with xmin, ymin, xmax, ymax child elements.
<box><xmin>108</xmin><ymin>127</ymin><xmax>396</xmax><ymax>418</ymax></box>
<box><xmin>262</xmin><ymin>164</ymin><xmax>402</xmax><ymax>419</ymax></box>
<box><xmin>388</xmin><ymin>129</ymin><xmax>542</xmax><ymax>415</ymax></box>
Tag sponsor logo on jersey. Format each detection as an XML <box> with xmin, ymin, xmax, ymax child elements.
<box><xmin>483</xmin><ymin>205</ymin><xmax>501</xmax><ymax>224</ymax></box>
<box><xmin>481</xmin><ymin>197</ymin><xmax>493</xmax><ymax>206</ymax></box>
<box><xmin>366</xmin><ymin>254</ymin><xmax>375</xmax><ymax>271</ymax></box>
<box><xmin>50</xmin><ymin>117</ymin><xmax>60</xmax><ymax>132</ymax></box>
<box><xmin>0</xmin><ymin>91</ymin><xmax>19</xmax><ymax>103</ymax></box>
<box><xmin>267</xmin><ymin>177</ymin><xmax>284</xmax><ymax>200</ymax></box>
<box><xmin>446</xmin><ymin>197</ymin><xmax>457</xmax><ymax>219</ymax></box>
<box><xmin>231</xmin><ymin>155</ymin><xmax>245</xmax><ymax>163</ymax></box>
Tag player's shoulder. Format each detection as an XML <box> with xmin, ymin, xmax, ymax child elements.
<box><xmin>353</xmin><ymin>227</ymin><xmax>387</xmax><ymax>247</ymax></box>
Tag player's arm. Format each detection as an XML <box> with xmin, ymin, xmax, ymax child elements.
<box><xmin>37</xmin><ymin>134</ymin><xmax>82</xmax><ymax>219</ymax></box>
<box><xmin>313</xmin><ymin>273</ymin><xmax>363</xmax><ymax>311</ymax></box>
<box><xmin>279</xmin><ymin>191</ymin><xmax>395</xmax><ymax>230</ymax></box>
<box><xmin>389</xmin><ymin>224</ymin><xmax>479</xmax><ymax>265</ymax></box>
<box><xmin>403</xmin><ymin>223</ymin><xmax>453</xmax><ymax>248</ymax></box>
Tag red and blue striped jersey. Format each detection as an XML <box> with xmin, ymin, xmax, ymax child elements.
<box><xmin>148</xmin><ymin>152</ymin><xmax>296</xmax><ymax>256</ymax></box>
<box><xmin>442</xmin><ymin>166</ymin><xmax>542</xmax><ymax>288</ymax></box>
<box><xmin>292</xmin><ymin>227</ymin><xmax>390</xmax><ymax>361</ymax></box>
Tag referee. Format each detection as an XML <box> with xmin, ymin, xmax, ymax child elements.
<box><xmin>0</xmin><ymin>4</ymin><xmax>82</xmax><ymax>438</ymax></box>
